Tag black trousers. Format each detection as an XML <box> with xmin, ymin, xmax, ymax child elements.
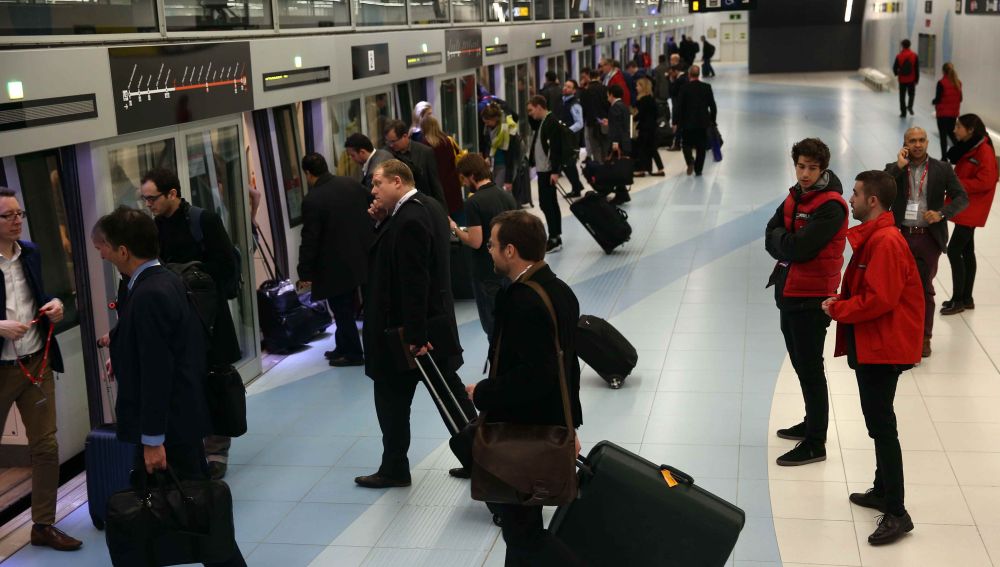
<box><xmin>855</xmin><ymin>363</ymin><xmax>906</xmax><ymax>517</ymax></box>
<box><xmin>779</xmin><ymin>308</ymin><xmax>831</xmax><ymax>444</ymax></box>
<box><xmin>899</xmin><ymin>82</ymin><xmax>916</xmax><ymax>114</ymax></box>
<box><xmin>537</xmin><ymin>171</ymin><xmax>562</xmax><ymax>238</ymax></box>
<box><xmin>635</xmin><ymin>131</ymin><xmax>664</xmax><ymax>173</ymax></box>
<box><xmin>374</xmin><ymin>362</ymin><xmax>476</xmax><ymax>478</ymax></box>
<box><xmin>904</xmin><ymin>231</ymin><xmax>941</xmax><ymax>337</ymax></box>
<box><xmin>947</xmin><ymin>224</ymin><xmax>977</xmax><ymax>305</ymax></box>
<box><xmin>561</xmin><ymin>157</ymin><xmax>585</xmax><ymax>194</ymax></box>
<box><xmin>328</xmin><ymin>289</ymin><xmax>364</xmax><ymax>360</ymax></box>
<box><xmin>937</xmin><ymin>116</ymin><xmax>958</xmax><ymax>159</ymax></box>
<box><xmin>472</xmin><ymin>276</ymin><xmax>506</xmax><ymax>340</ymax></box>
<box><xmin>495</xmin><ymin>504</ymin><xmax>586</xmax><ymax>566</ymax></box>
<box><xmin>703</xmin><ymin>58</ymin><xmax>715</xmax><ymax>77</ymax></box>
<box><xmin>682</xmin><ymin>128</ymin><xmax>708</xmax><ymax>174</ymax></box>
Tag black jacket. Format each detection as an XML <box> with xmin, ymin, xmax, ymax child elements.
<box><xmin>702</xmin><ymin>41</ymin><xmax>716</xmax><ymax>60</ymax></box>
<box><xmin>0</xmin><ymin>241</ymin><xmax>63</xmax><ymax>373</ymax></box>
<box><xmin>361</xmin><ymin>149</ymin><xmax>394</xmax><ymax>191</ymax></box>
<box><xmin>362</xmin><ymin>192</ymin><xmax>463</xmax><ymax>381</ymax></box>
<box><xmin>297</xmin><ymin>172</ymin><xmax>374</xmax><ymax>300</ymax></box>
<box><xmin>541</xmin><ymin>81</ymin><xmax>564</xmax><ymax>118</ymax></box>
<box><xmin>580</xmin><ymin>81</ymin><xmax>609</xmax><ymax>125</ymax></box>
<box><xmin>390</xmin><ymin>141</ymin><xmax>447</xmax><ymax>208</ymax></box>
<box><xmin>155</xmin><ymin>200</ymin><xmax>240</xmax><ymax>366</ymax></box>
<box><xmin>528</xmin><ymin>113</ymin><xmax>567</xmax><ymax>173</ymax></box>
<box><xmin>473</xmin><ymin>263</ymin><xmax>583</xmax><ymax>428</ymax></box>
<box><xmin>109</xmin><ymin>265</ymin><xmax>211</xmax><ymax>446</ymax></box>
<box><xmin>675</xmin><ymin>79</ymin><xmax>717</xmax><ymax>131</ymax></box>
<box><xmin>635</xmin><ymin>96</ymin><xmax>659</xmax><ymax>137</ymax></box>
<box><xmin>607</xmin><ymin>99</ymin><xmax>632</xmax><ymax>154</ymax></box>
<box><xmin>885</xmin><ymin>157</ymin><xmax>969</xmax><ymax>252</ymax></box>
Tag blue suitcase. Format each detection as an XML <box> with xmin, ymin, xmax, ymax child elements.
<box><xmin>85</xmin><ymin>424</ymin><xmax>136</xmax><ymax>530</ymax></box>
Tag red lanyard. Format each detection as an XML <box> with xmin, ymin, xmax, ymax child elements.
<box><xmin>11</xmin><ymin>312</ymin><xmax>54</xmax><ymax>385</ymax></box>
<box><xmin>908</xmin><ymin>163</ymin><xmax>928</xmax><ymax>200</ymax></box>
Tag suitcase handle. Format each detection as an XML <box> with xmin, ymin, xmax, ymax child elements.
<box><xmin>660</xmin><ymin>465</ymin><xmax>695</xmax><ymax>486</ymax></box>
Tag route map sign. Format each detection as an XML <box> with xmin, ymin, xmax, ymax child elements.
<box><xmin>109</xmin><ymin>42</ymin><xmax>254</xmax><ymax>135</ymax></box>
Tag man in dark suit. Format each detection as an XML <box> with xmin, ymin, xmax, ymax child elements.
<box><xmin>582</xmin><ymin>68</ymin><xmax>610</xmax><ymax>163</ymax></box>
<box><xmin>467</xmin><ymin>210</ymin><xmax>584</xmax><ymax>566</ymax></box>
<box><xmin>357</xmin><ymin>159</ymin><xmax>476</xmax><ymax>488</ymax></box>
<box><xmin>674</xmin><ymin>65</ymin><xmax>717</xmax><ymax>177</ymax></box>
<box><xmin>94</xmin><ymin>206</ymin><xmax>246</xmax><ymax>567</ymax></box>
<box><xmin>885</xmin><ymin>126</ymin><xmax>968</xmax><ymax>357</ymax></box>
<box><xmin>0</xmin><ymin>189</ymin><xmax>79</xmax><ymax>552</ymax></box>
<box><xmin>603</xmin><ymin>84</ymin><xmax>632</xmax><ymax>204</ymax></box>
<box><xmin>382</xmin><ymin>119</ymin><xmax>448</xmax><ymax>208</ymax></box>
<box><xmin>345</xmin><ymin>133</ymin><xmax>393</xmax><ymax>193</ymax></box>
<box><xmin>296</xmin><ymin>153</ymin><xmax>373</xmax><ymax>367</ymax></box>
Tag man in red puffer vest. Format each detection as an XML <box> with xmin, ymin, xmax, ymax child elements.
<box><xmin>893</xmin><ymin>39</ymin><xmax>920</xmax><ymax>118</ymax></box>
<box><xmin>765</xmin><ymin>138</ymin><xmax>848</xmax><ymax>467</ymax></box>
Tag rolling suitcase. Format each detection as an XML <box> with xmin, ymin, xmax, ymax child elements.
<box><xmin>656</xmin><ymin>101</ymin><xmax>674</xmax><ymax>148</ymax></box>
<box><xmin>557</xmin><ymin>184</ymin><xmax>632</xmax><ymax>254</ymax></box>
<box><xmin>511</xmin><ymin>158</ymin><xmax>533</xmax><ymax>207</ymax></box>
<box><xmin>550</xmin><ymin>441</ymin><xmax>746</xmax><ymax>566</ymax></box>
<box><xmin>582</xmin><ymin>157</ymin><xmax>634</xmax><ymax>194</ymax></box>
<box><xmin>86</xmin><ymin>349</ymin><xmax>136</xmax><ymax>530</ymax></box>
<box><xmin>576</xmin><ymin>315</ymin><xmax>638</xmax><ymax>389</ymax></box>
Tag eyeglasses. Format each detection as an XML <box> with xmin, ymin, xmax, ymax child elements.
<box><xmin>141</xmin><ymin>194</ymin><xmax>164</xmax><ymax>204</ymax></box>
<box><xmin>486</xmin><ymin>239</ymin><xmax>493</xmax><ymax>251</ymax></box>
<box><xmin>0</xmin><ymin>211</ymin><xmax>26</xmax><ymax>222</ymax></box>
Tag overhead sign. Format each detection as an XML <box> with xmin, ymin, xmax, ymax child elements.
<box><xmin>689</xmin><ymin>0</ymin><xmax>756</xmax><ymax>13</ymax></box>
<box><xmin>535</xmin><ymin>38</ymin><xmax>552</xmax><ymax>48</ymax></box>
<box><xmin>444</xmin><ymin>29</ymin><xmax>483</xmax><ymax>73</ymax></box>
<box><xmin>583</xmin><ymin>22</ymin><xmax>596</xmax><ymax>46</ymax></box>
<box><xmin>965</xmin><ymin>0</ymin><xmax>1000</xmax><ymax>14</ymax></box>
<box><xmin>108</xmin><ymin>42</ymin><xmax>253</xmax><ymax>135</ymax></box>
<box><xmin>485</xmin><ymin>44</ymin><xmax>509</xmax><ymax>56</ymax></box>
<box><xmin>406</xmin><ymin>52</ymin><xmax>443</xmax><ymax>69</ymax></box>
<box><xmin>351</xmin><ymin>44</ymin><xmax>390</xmax><ymax>80</ymax></box>
<box><xmin>262</xmin><ymin>66</ymin><xmax>330</xmax><ymax>92</ymax></box>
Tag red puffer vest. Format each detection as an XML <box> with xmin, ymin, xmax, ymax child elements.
<box><xmin>895</xmin><ymin>49</ymin><xmax>918</xmax><ymax>84</ymax></box>
<box><xmin>781</xmin><ymin>189</ymin><xmax>849</xmax><ymax>297</ymax></box>
<box><xmin>935</xmin><ymin>78</ymin><xmax>962</xmax><ymax>118</ymax></box>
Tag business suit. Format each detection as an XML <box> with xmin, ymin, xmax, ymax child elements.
<box><xmin>390</xmin><ymin>142</ymin><xmax>448</xmax><ymax>209</ymax></box>
<box><xmin>362</xmin><ymin>191</ymin><xmax>474</xmax><ymax>479</ymax></box>
<box><xmin>361</xmin><ymin>149</ymin><xmax>393</xmax><ymax>191</ymax></box>
<box><xmin>606</xmin><ymin>99</ymin><xmax>632</xmax><ymax>198</ymax></box>
<box><xmin>472</xmin><ymin>263</ymin><xmax>583</xmax><ymax>566</ymax></box>
<box><xmin>298</xmin><ymin>172</ymin><xmax>373</xmax><ymax>361</ymax></box>
<box><xmin>885</xmin><ymin>157</ymin><xmax>968</xmax><ymax>338</ymax></box>
<box><xmin>529</xmin><ymin>113</ymin><xmax>568</xmax><ymax>239</ymax></box>
<box><xmin>675</xmin><ymin>79</ymin><xmax>717</xmax><ymax>175</ymax></box>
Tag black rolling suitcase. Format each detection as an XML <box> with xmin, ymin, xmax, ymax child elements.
<box><xmin>511</xmin><ymin>158</ymin><xmax>533</xmax><ymax>207</ymax></box>
<box><xmin>86</xmin><ymin>349</ymin><xmax>136</xmax><ymax>530</ymax></box>
<box><xmin>557</xmin><ymin>184</ymin><xmax>632</xmax><ymax>254</ymax></box>
<box><xmin>582</xmin><ymin>157</ymin><xmax>634</xmax><ymax>194</ymax></box>
<box><xmin>576</xmin><ymin>315</ymin><xmax>638</xmax><ymax>389</ymax></box>
<box><xmin>656</xmin><ymin>100</ymin><xmax>674</xmax><ymax>148</ymax></box>
<box><xmin>551</xmin><ymin>441</ymin><xmax>745</xmax><ymax>566</ymax></box>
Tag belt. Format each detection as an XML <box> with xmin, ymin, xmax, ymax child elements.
<box><xmin>902</xmin><ymin>226</ymin><xmax>929</xmax><ymax>235</ymax></box>
<box><xmin>0</xmin><ymin>350</ymin><xmax>43</xmax><ymax>367</ymax></box>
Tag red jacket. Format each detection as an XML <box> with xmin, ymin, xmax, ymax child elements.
<box><xmin>831</xmin><ymin>212</ymin><xmax>923</xmax><ymax>365</ymax></box>
<box><xmin>781</xmin><ymin>189</ymin><xmax>848</xmax><ymax>297</ymax></box>
<box><xmin>950</xmin><ymin>138</ymin><xmax>999</xmax><ymax>227</ymax></box>
<box><xmin>606</xmin><ymin>69</ymin><xmax>631</xmax><ymax>107</ymax></box>
<box><xmin>894</xmin><ymin>49</ymin><xmax>919</xmax><ymax>84</ymax></box>
<box><xmin>934</xmin><ymin>77</ymin><xmax>962</xmax><ymax>118</ymax></box>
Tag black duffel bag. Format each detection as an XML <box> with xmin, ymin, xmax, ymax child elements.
<box><xmin>205</xmin><ymin>366</ymin><xmax>247</xmax><ymax>438</ymax></box>
<box><xmin>582</xmin><ymin>157</ymin><xmax>634</xmax><ymax>193</ymax></box>
<box><xmin>106</xmin><ymin>468</ymin><xmax>237</xmax><ymax>566</ymax></box>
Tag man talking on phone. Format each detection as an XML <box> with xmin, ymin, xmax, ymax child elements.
<box><xmin>885</xmin><ymin>127</ymin><xmax>967</xmax><ymax>357</ymax></box>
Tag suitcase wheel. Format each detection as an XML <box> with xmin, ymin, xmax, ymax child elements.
<box><xmin>608</xmin><ymin>376</ymin><xmax>624</xmax><ymax>389</ymax></box>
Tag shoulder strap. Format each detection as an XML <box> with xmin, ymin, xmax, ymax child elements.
<box><xmin>522</xmin><ymin>280</ymin><xmax>574</xmax><ymax>432</ymax></box>
<box><xmin>187</xmin><ymin>206</ymin><xmax>205</xmax><ymax>245</ymax></box>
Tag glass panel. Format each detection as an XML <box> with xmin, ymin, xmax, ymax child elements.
<box><xmin>272</xmin><ymin>106</ymin><xmax>305</xmax><ymax>227</ymax></box>
<box><xmin>439</xmin><ymin>78</ymin><xmax>459</xmax><ymax>141</ymax></box>
<box><xmin>14</xmin><ymin>152</ymin><xmax>78</xmax><ymax>333</ymax></box>
<box><xmin>569</xmin><ymin>0</ymin><xmax>580</xmax><ymax>17</ymax></box>
<box><xmin>504</xmin><ymin>65</ymin><xmax>517</xmax><ymax>112</ymax></box>
<box><xmin>364</xmin><ymin>92</ymin><xmax>392</xmax><ymax>145</ymax></box>
<box><xmin>331</xmin><ymin>98</ymin><xmax>363</xmax><ymax>180</ymax></box>
<box><xmin>276</xmin><ymin>0</ymin><xmax>350</xmax><ymax>28</ymax></box>
<box><xmin>355</xmin><ymin>0</ymin><xmax>406</xmax><ymax>26</ymax></box>
<box><xmin>534</xmin><ymin>0</ymin><xmax>549</xmax><ymax>19</ymax></box>
<box><xmin>409</xmin><ymin>0</ymin><xmax>449</xmax><ymax>23</ymax></box>
<box><xmin>184</xmin><ymin>125</ymin><xmax>254</xmax><ymax>364</ymax></box>
<box><xmin>453</xmin><ymin>0</ymin><xmax>482</xmax><ymax>21</ymax></box>
<box><xmin>165</xmin><ymin>0</ymin><xmax>272</xmax><ymax>31</ymax></box>
<box><xmin>108</xmin><ymin>139</ymin><xmax>178</xmax><ymax>210</ymax></box>
<box><xmin>460</xmin><ymin>74</ymin><xmax>478</xmax><ymax>152</ymax></box>
<box><xmin>553</xmin><ymin>0</ymin><xmax>566</xmax><ymax>19</ymax></box>
<box><xmin>0</xmin><ymin>0</ymin><xmax>157</xmax><ymax>35</ymax></box>
<box><xmin>515</xmin><ymin>63</ymin><xmax>530</xmax><ymax>142</ymax></box>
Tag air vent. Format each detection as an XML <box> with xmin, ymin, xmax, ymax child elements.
<box><xmin>0</xmin><ymin>94</ymin><xmax>98</xmax><ymax>132</ymax></box>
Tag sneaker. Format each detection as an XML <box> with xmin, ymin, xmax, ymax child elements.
<box><xmin>776</xmin><ymin>421</ymin><xmax>807</xmax><ymax>441</ymax></box>
<box><xmin>775</xmin><ymin>441</ymin><xmax>826</xmax><ymax>466</ymax></box>
<box><xmin>849</xmin><ymin>488</ymin><xmax>887</xmax><ymax>512</ymax></box>
<box><xmin>868</xmin><ymin>512</ymin><xmax>914</xmax><ymax>545</ymax></box>
<box><xmin>908</xmin><ymin>107</ymin><xmax>915</xmax><ymax>116</ymax></box>
<box><xmin>922</xmin><ymin>337</ymin><xmax>932</xmax><ymax>358</ymax></box>
<box><xmin>546</xmin><ymin>237</ymin><xmax>563</xmax><ymax>253</ymax></box>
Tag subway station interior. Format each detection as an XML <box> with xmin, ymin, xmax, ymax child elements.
<box><xmin>1</xmin><ymin>0</ymin><xmax>1000</xmax><ymax>565</ymax></box>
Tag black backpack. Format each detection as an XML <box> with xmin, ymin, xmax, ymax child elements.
<box><xmin>187</xmin><ymin>206</ymin><xmax>242</xmax><ymax>300</ymax></box>
<box><xmin>899</xmin><ymin>56</ymin><xmax>913</xmax><ymax>76</ymax></box>
<box><xmin>555</xmin><ymin>119</ymin><xmax>580</xmax><ymax>165</ymax></box>
<box><xmin>165</xmin><ymin>261</ymin><xmax>219</xmax><ymax>337</ymax></box>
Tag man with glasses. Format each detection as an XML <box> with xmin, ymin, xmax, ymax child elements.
<box><xmin>0</xmin><ymin>188</ymin><xmax>80</xmax><ymax>552</ymax></box>
<box><xmin>139</xmin><ymin>168</ymin><xmax>241</xmax><ymax>481</ymax></box>
<box><xmin>382</xmin><ymin>119</ymin><xmax>447</xmax><ymax>208</ymax></box>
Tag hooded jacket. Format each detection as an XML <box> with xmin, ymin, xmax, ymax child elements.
<box><xmin>947</xmin><ymin>136</ymin><xmax>999</xmax><ymax>228</ymax></box>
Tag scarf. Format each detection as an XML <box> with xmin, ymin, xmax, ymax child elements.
<box><xmin>489</xmin><ymin>114</ymin><xmax>518</xmax><ymax>157</ymax></box>
<box><xmin>947</xmin><ymin>133</ymin><xmax>988</xmax><ymax>165</ymax></box>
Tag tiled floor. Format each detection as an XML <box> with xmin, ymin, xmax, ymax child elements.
<box><xmin>8</xmin><ymin>67</ymin><xmax>999</xmax><ymax>566</ymax></box>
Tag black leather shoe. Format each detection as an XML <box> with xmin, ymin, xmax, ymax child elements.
<box><xmin>329</xmin><ymin>356</ymin><xmax>364</xmax><ymax>367</ymax></box>
<box><xmin>566</xmin><ymin>190</ymin><xmax>583</xmax><ymax>198</ymax></box>
<box><xmin>324</xmin><ymin>350</ymin><xmax>340</xmax><ymax>360</ymax></box>
<box><xmin>354</xmin><ymin>473</ymin><xmax>411</xmax><ymax>489</ymax></box>
<box><xmin>940</xmin><ymin>303</ymin><xmax>966</xmax><ymax>315</ymax></box>
<box><xmin>208</xmin><ymin>461</ymin><xmax>227</xmax><ymax>480</ymax></box>
<box><xmin>448</xmin><ymin>467</ymin><xmax>471</xmax><ymax>479</ymax></box>
<box><xmin>776</xmin><ymin>421</ymin><xmax>807</xmax><ymax>441</ymax></box>
<box><xmin>868</xmin><ymin>512</ymin><xmax>914</xmax><ymax>545</ymax></box>
<box><xmin>850</xmin><ymin>488</ymin><xmax>887</xmax><ymax>512</ymax></box>
<box><xmin>30</xmin><ymin>525</ymin><xmax>82</xmax><ymax>551</ymax></box>
<box><xmin>775</xmin><ymin>442</ymin><xmax>826</xmax><ymax>466</ymax></box>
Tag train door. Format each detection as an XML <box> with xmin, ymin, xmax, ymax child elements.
<box><xmin>437</xmin><ymin>73</ymin><xmax>480</xmax><ymax>152</ymax></box>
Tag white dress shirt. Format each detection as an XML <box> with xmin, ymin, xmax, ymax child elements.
<box><xmin>0</xmin><ymin>242</ymin><xmax>43</xmax><ymax>360</ymax></box>
<box><xmin>391</xmin><ymin>188</ymin><xmax>420</xmax><ymax>218</ymax></box>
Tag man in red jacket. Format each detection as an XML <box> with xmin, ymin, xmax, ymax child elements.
<box><xmin>893</xmin><ymin>39</ymin><xmax>919</xmax><ymax>118</ymax></box>
<box><xmin>822</xmin><ymin>170</ymin><xmax>923</xmax><ymax>546</ymax></box>
<box><xmin>599</xmin><ymin>58</ymin><xmax>630</xmax><ymax>107</ymax></box>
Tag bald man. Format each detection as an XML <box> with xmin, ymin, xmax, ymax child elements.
<box><xmin>884</xmin><ymin>127</ymin><xmax>968</xmax><ymax>357</ymax></box>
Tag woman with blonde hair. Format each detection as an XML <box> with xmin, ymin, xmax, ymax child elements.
<box><xmin>931</xmin><ymin>62</ymin><xmax>962</xmax><ymax>159</ymax></box>
<box><xmin>418</xmin><ymin>115</ymin><xmax>464</xmax><ymax>217</ymax></box>
<box><xmin>633</xmin><ymin>76</ymin><xmax>665</xmax><ymax>177</ymax></box>
<box><xmin>410</xmin><ymin>101</ymin><xmax>432</xmax><ymax>143</ymax></box>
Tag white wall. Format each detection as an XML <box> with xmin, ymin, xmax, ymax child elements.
<box><xmin>861</xmin><ymin>0</ymin><xmax>1000</xmax><ymax>129</ymax></box>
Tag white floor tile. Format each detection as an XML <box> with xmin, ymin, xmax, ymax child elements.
<box><xmin>772</xmin><ymin>518</ymin><xmax>861</xmax><ymax>566</ymax></box>
<box><xmin>769</xmin><ymin>480</ymin><xmax>853</xmax><ymax>521</ymax></box>
<box><xmin>854</xmin><ymin>522</ymin><xmax>992</xmax><ymax>567</ymax></box>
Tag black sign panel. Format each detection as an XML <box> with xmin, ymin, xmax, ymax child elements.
<box><xmin>0</xmin><ymin>94</ymin><xmax>97</xmax><ymax>132</ymax></box>
<box><xmin>689</xmin><ymin>0</ymin><xmax>757</xmax><ymax>13</ymax></box>
<box><xmin>571</xmin><ymin>33</ymin><xmax>583</xmax><ymax>43</ymax></box>
<box><xmin>351</xmin><ymin>44</ymin><xmax>390</xmax><ymax>80</ymax></box>
<box><xmin>262</xmin><ymin>66</ymin><xmax>330</xmax><ymax>92</ymax></box>
<box><xmin>583</xmin><ymin>22</ymin><xmax>596</xmax><ymax>46</ymax></box>
<box><xmin>535</xmin><ymin>38</ymin><xmax>552</xmax><ymax>48</ymax></box>
<box><xmin>445</xmin><ymin>29</ymin><xmax>483</xmax><ymax>73</ymax></box>
<box><xmin>965</xmin><ymin>0</ymin><xmax>1000</xmax><ymax>14</ymax></box>
<box><xmin>485</xmin><ymin>44</ymin><xmax>509</xmax><ymax>57</ymax></box>
<box><xmin>406</xmin><ymin>52</ymin><xmax>444</xmax><ymax>69</ymax></box>
<box><xmin>109</xmin><ymin>42</ymin><xmax>253</xmax><ymax>135</ymax></box>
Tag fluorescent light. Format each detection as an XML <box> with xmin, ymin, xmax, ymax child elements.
<box><xmin>844</xmin><ymin>0</ymin><xmax>853</xmax><ymax>22</ymax></box>
<box><xmin>7</xmin><ymin>80</ymin><xmax>23</xmax><ymax>100</ymax></box>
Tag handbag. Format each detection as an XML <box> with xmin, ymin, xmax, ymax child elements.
<box><xmin>205</xmin><ymin>366</ymin><xmax>247</xmax><ymax>437</ymax></box>
<box><xmin>471</xmin><ymin>279</ymin><xmax>578</xmax><ymax>507</ymax></box>
<box><xmin>105</xmin><ymin>467</ymin><xmax>236</xmax><ymax>566</ymax></box>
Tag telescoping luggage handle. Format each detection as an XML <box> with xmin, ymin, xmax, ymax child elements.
<box><xmin>252</xmin><ymin>223</ymin><xmax>285</xmax><ymax>283</ymax></box>
<box><xmin>574</xmin><ymin>454</ymin><xmax>694</xmax><ymax>487</ymax></box>
<box><xmin>413</xmin><ymin>353</ymin><xmax>475</xmax><ymax>436</ymax></box>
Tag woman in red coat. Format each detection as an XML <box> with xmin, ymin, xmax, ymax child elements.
<box><xmin>418</xmin><ymin>115</ymin><xmax>465</xmax><ymax>218</ymax></box>
<box><xmin>941</xmin><ymin>113</ymin><xmax>999</xmax><ymax>315</ymax></box>
<box><xmin>931</xmin><ymin>63</ymin><xmax>963</xmax><ymax>159</ymax></box>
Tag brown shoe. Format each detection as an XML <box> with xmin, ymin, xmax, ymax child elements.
<box><xmin>686</xmin><ymin>165</ymin><xmax>694</xmax><ymax>176</ymax></box>
<box><xmin>30</xmin><ymin>524</ymin><xmax>82</xmax><ymax>551</ymax></box>
<box><xmin>922</xmin><ymin>337</ymin><xmax>932</xmax><ymax>358</ymax></box>
<box><xmin>354</xmin><ymin>473</ymin><xmax>411</xmax><ymax>489</ymax></box>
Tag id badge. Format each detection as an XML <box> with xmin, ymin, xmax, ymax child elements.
<box><xmin>905</xmin><ymin>201</ymin><xmax>920</xmax><ymax>221</ymax></box>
